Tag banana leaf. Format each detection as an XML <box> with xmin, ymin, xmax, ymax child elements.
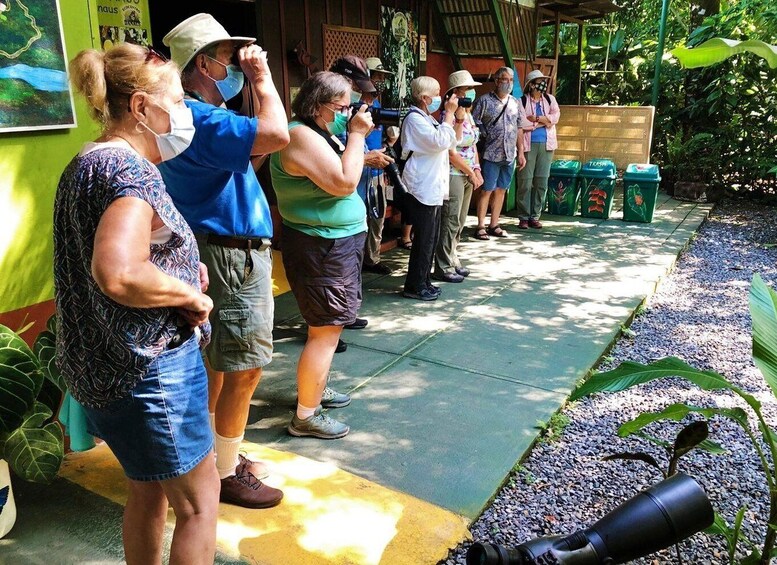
<box><xmin>671</xmin><ymin>38</ymin><xmax>777</xmax><ymax>69</ymax></box>
<box><xmin>750</xmin><ymin>274</ymin><xmax>777</xmax><ymax>400</ymax></box>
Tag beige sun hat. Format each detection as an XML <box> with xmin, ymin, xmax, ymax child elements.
<box><xmin>163</xmin><ymin>13</ymin><xmax>255</xmax><ymax>71</ymax></box>
<box><xmin>365</xmin><ymin>57</ymin><xmax>394</xmax><ymax>76</ymax></box>
<box><xmin>446</xmin><ymin>70</ymin><xmax>482</xmax><ymax>93</ymax></box>
<box><xmin>523</xmin><ymin>69</ymin><xmax>552</xmax><ymax>91</ymax></box>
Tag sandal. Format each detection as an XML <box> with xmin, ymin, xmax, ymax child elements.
<box><xmin>486</xmin><ymin>225</ymin><xmax>508</xmax><ymax>238</ymax></box>
<box><xmin>473</xmin><ymin>227</ymin><xmax>490</xmax><ymax>240</ymax></box>
<box><xmin>400</xmin><ymin>239</ymin><xmax>413</xmax><ymax>250</ymax></box>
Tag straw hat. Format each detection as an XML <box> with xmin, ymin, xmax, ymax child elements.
<box><xmin>163</xmin><ymin>13</ymin><xmax>255</xmax><ymax>71</ymax></box>
<box><xmin>446</xmin><ymin>70</ymin><xmax>481</xmax><ymax>93</ymax></box>
<box><xmin>365</xmin><ymin>57</ymin><xmax>394</xmax><ymax>76</ymax></box>
<box><xmin>523</xmin><ymin>69</ymin><xmax>551</xmax><ymax>91</ymax></box>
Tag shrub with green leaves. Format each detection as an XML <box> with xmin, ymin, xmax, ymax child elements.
<box><xmin>0</xmin><ymin>318</ymin><xmax>64</xmax><ymax>484</ymax></box>
<box><xmin>571</xmin><ymin>274</ymin><xmax>777</xmax><ymax>564</ymax></box>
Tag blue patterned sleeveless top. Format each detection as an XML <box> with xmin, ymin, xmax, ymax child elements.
<box><xmin>54</xmin><ymin>145</ymin><xmax>210</xmax><ymax>408</ymax></box>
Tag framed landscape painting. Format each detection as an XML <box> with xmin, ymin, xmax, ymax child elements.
<box><xmin>0</xmin><ymin>0</ymin><xmax>77</xmax><ymax>133</ymax></box>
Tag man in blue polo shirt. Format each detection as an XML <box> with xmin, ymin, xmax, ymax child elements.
<box><xmin>161</xmin><ymin>13</ymin><xmax>289</xmax><ymax>510</ymax></box>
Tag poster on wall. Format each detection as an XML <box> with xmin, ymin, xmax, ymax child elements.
<box><xmin>0</xmin><ymin>0</ymin><xmax>76</xmax><ymax>133</ymax></box>
<box><xmin>94</xmin><ymin>0</ymin><xmax>152</xmax><ymax>50</ymax></box>
<box><xmin>380</xmin><ymin>7</ymin><xmax>418</xmax><ymax>109</ymax></box>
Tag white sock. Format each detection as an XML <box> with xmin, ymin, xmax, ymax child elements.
<box><xmin>209</xmin><ymin>412</ymin><xmax>216</xmax><ymax>435</ymax></box>
<box><xmin>214</xmin><ymin>432</ymin><xmax>243</xmax><ymax>479</ymax></box>
<box><xmin>296</xmin><ymin>403</ymin><xmax>317</xmax><ymax>420</ymax></box>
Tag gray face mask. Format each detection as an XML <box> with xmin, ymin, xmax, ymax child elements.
<box><xmin>496</xmin><ymin>82</ymin><xmax>512</xmax><ymax>95</ymax></box>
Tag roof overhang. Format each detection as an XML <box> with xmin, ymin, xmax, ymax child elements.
<box><xmin>538</xmin><ymin>0</ymin><xmax>621</xmax><ymax>25</ymax></box>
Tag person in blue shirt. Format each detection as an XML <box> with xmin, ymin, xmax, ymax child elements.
<box><xmin>161</xmin><ymin>13</ymin><xmax>289</xmax><ymax>510</ymax></box>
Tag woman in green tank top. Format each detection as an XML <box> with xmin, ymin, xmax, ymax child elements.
<box><xmin>270</xmin><ymin>71</ymin><xmax>374</xmax><ymax>440</ymax></box>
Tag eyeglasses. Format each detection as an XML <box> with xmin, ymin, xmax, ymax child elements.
<box><xmin>495</xmin><ymin>77</ymin><xmax>513</xmax><ymax>83</ymax></box>
<box><xmin>144</xmin><ymin>46</ymin><xmax>168</xmax><ymax>65</ymax></box>
<box><xmin>324</xmin><ymin>102</ymin><xmax>349</xmax><ymax>113</ymax></box>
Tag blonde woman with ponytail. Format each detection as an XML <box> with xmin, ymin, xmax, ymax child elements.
<box><xmin>54</xmin><ymin>43</ymin><xmax>219</xmax><ymax>565</ymax></box>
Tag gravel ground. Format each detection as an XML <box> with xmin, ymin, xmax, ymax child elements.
<box><xmin>442</xmin><ymin>198</ymin><xmax>777</xmax><ymax>564</ymax></box>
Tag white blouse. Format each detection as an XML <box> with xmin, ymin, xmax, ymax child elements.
<box><xmin>400</xmin><ymin>107</ymin><xmax>458</xmax><ymax>206</ymax></box>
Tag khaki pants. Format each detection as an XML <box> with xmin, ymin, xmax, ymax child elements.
<box><xmin>516</xmin><ymin>142</ymin><xmax>554</xmax><ymax>220</ymax></box>
<box><xmin>434</xmin><ymin>174</ymin><xmax>474</xmax><ymax>275</ymax></box>
<box><xmin>364</xmin><ymin>213</ymin><xmax>384</xmax><ymax>266</ymax></box>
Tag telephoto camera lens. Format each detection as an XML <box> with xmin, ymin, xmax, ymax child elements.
<box><xmin>466</xmin><ymin>542</ymin><xmax>525</xmax><ymax>565</ymax></box>
<box><xmin>348</xmin><ymin>103</ymin><xmax>401</xmax><ymax>126</ymax></box>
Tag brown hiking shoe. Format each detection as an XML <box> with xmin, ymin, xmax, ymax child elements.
<box><xmin>220</xmin><ymin>466</ymin><xmax>283</xmax><ymax>509</ymax></box>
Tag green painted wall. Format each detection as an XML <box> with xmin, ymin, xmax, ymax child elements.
<box><xmin>0</xmin><ymin>0</ymin><xmax>100</xmax><ymax>314</ymax></box>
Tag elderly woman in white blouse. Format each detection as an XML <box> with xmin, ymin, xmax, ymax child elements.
<box><xmin>399</xmin><ymin>76</ymin><xmax>460</xmax><ymax>301</ymax></box>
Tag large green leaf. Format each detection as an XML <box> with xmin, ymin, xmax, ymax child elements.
<box><xmin>33</xmin><ymin>330</ymin><xmax>65</xmax><ymax>392</ymax></box>
<box><xmin>571</xmin><ymin>357</ymin><xmax>736</xmax><ymax>399</ymax></box>
<box><xmin>671</xmin><ymin>38</ymin><xmax>777</xmax><ymax>69</ymax></box>
<box><xmin>618</xmin><ymin>403</ymin><xmax>750</xmax><ymax>436</ymax></box>
<box><xmin>0</xmin><ymin>324</ymin><xmax>42</xmax><ymax>434</ymax></box>
<box><xmin>750</xmin><ymin>274</ymin><xmax>777</xmax><ymax>401</ymax></box>
<box><xmin>4</xmin><ymin>402</ymin><xmax>64</xmax><ymax>483</ymax></box>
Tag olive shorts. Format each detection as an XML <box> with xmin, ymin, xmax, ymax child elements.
<box><xmin>196</xmin><ymin>235</ymin><xmax>274</xmax><ymax>372</ymax></box>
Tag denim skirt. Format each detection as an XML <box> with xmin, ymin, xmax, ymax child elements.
<box><xmin>83</xmin><ymin>333</ymin><xmax>213</xmax><ymax>482</ymax></box>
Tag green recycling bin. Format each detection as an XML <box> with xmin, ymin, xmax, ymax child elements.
<box><xmin>546</xmin><ymin>160</ymin><xmax>581</xmax><ymax>216</ymax></box>
<box><xmin>623</xmin><ymin>163</ymin><xmax>662</xmax><ymax>223</ymax></box>
<box><xmin>579</xmin><ymin>159</ymin><xmax>617</xmax><ymax>219</ymax></box>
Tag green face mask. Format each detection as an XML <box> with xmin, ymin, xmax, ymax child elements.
<box><xmin>326</xmin><ymin>111</ymin><xmax>349</xmax><ymax>136</ymax></box>
<box><xmin>465</xmin><ymin>89</ymin><xmax>476</xmax><ymax>102</ymax></box>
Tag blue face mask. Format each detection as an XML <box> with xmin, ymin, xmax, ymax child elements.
<box><xmin>465</xmin><ymin>89</ymin><xmax>476</xmax><ymax>102</ymax></box>
<box><xmin>426</xmin><ymin>96</ymin><xmax>441</xmax><ymax>113</ymax></box>
<box><xmin>324</xmin><ymin>105</ymin><xmax>349</xmax><ymax>136</ymax></box>
<box><xmin>350</xmin><ymin>91</ymin><xmax>363</xmax><ymax>104</ymax></box>
<box><xmin>207</xmin><ymin>56</ymin><xmax>245</xmax><ymax>102</ymax></box>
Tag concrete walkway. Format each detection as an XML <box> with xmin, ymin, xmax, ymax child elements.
<box><xmin>3</xmin><ymin>194</ymin><xmax>712</xmax><ymax>564</ymax></box>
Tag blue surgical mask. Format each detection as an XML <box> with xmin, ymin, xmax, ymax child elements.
<box><xmin>465</xmin><ymin>89</ymin><xmax>476</xmax><ymax>102</ymax></box>
<box><xmin>207</xmin><ymin>56</ymin><xmax>245</xmax><ymax>102</ymax></box>
<box><xmin>350</xmin><ymin>91</ymin><xmax>363</xmax><ymax>104</ymax></box>
<box><xmin>324</xmin><ymin>105</ymin><xmax>349</xmax><ymax>136</ymax></box>
<box><xmin>426</xmin><ymin>96</ymin><xmax>441</xmax><ymax>113</ymax></box>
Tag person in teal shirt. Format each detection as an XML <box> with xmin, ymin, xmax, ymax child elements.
<box><xmin>271</xmin><ymin>71</ymin><xmax>372</xmax><ymax>440</ymax></box>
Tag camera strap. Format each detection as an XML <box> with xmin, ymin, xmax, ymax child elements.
<box><xmin>399</xmin><ymin>106</ymin><xmax>438</xmax><ymax>165</ymax></box>
<box><xmin>301</xmin><ymin>118</ymin><xmax>345</xmax><ymax>156</ymax></box>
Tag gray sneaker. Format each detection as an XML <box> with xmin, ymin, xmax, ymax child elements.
<box><xmin>321</xmin><ymin>386</ymin><xmax>351</xmax><ymax>408</ymax></box>
<box><xmin>288</xmin><ymin>407</ymin><xmax>349</xmax><ymax>439</ymax></box>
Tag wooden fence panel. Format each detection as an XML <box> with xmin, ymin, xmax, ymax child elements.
<box><xmin>555</xmin><ymin>105</ymin><xmax>655</xmax><ymax>170</ymax></box>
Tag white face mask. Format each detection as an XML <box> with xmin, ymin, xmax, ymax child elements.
<box><xmin>140</xmin><ymin>102</ymin><xmax>195</xmax><ymax>161</ymax></box>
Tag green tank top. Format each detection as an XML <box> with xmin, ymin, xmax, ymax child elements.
<box><xmin>269</xmin><ymin>122</ymin><xmax>367</xmax><ymax>239</ymax></box>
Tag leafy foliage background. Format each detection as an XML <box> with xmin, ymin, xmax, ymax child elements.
<box><xmin>539</xmin><ymin>0</ymin><xmax>777</xmax><ymax>196</ymax></box>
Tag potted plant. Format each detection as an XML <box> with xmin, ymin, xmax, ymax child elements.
<box><xmin>0</xmin><ymin>317</ymin><xmax>65</xmax><ymax>538</ymax></box>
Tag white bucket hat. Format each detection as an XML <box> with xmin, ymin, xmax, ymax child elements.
<box><xmin>365</xmin><ymin>57</ymin><xmax>394</xmax><ymax>76</ymax></box>
<box><xmin>163</xmin><ymin>13</ymin><xmax>255</xmax><ymax>71</ymax></box>
<box><xmin>446</xmin><ymin>70</ymin><xmax>482</xmax><ymax>93</ymax></box>
<box><xmin>523</xmin><ymin>69</ymin><xmax>551</xmax><ymax>91</ymax></box>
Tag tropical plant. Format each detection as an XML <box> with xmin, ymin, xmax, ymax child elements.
<box><xmin>0</xmin><ymin>317</ymin><xmax>65</xmax><ymax>484</ymax></box>
<box><xmin>570</xmin><ymin>274</ymin><xmax>777</xmax><ymax>564</ymax></box>
<box><xmin>546</xmin><ymin>0</ymin><xmax>777</xmax><ymax>196</ymax></box>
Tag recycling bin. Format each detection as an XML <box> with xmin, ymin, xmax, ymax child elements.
<box><xmin>579</xmin><ymin>159</ymin><xmax>617</xmax><ymax>219</ymax></box>
<box><xmin>546</xmin><ymin>160</ymin><xmax>581</xmax><ymax>216</ymax></box>
<box><xmin>622</xmin><ymin>163</ymin><xmax>662</xmax><ymax>223</ymax></box>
